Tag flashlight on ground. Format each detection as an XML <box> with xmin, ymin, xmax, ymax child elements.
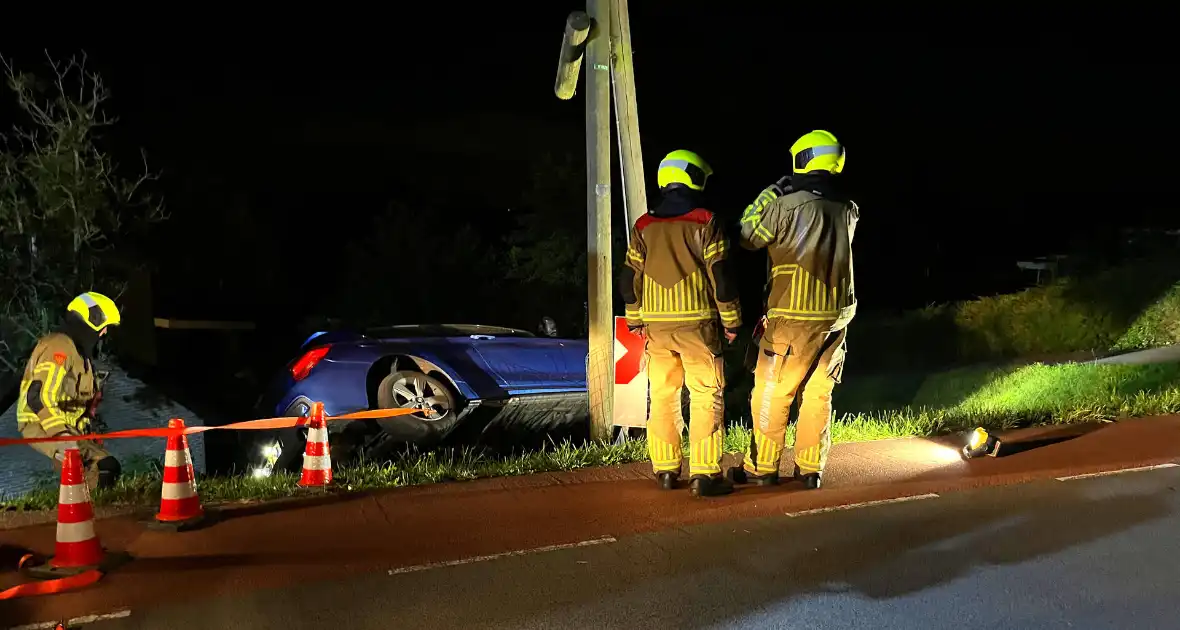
<box><xmin>261</xmin><ymin>442</ymin><xmax>281</xmax><ymax>461</ymax></box>
<box><xmin>252</xmin><ymin>441</ymin><xmax>283</xmax><ymax>478</ymax></box>
<box><xmin>962</xmin><ymin>427</ymin><xmax>1001</xmax><ymax>459</ymax></box>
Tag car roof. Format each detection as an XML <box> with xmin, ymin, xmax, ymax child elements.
<box><xmin>362</xmin><ymin>324</ymin><xmax>536</xmax><ymax>339</ymax></box>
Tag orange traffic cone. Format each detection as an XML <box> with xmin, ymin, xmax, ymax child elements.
<box><xmin>298</xmin><ymin>401</ymin><xmax>332</xmax><ymax>487</ymax></box>
<box><xmin>51</xmin><ymin>448</ymin><xmax>104</xmax><ymax>569</ymax></box>
<box><xmin>149</xmin><ymin>418</ymin><xmax>208</xmax><ymax>531</ymax></box>
<box><xmin>18</xmin><ymin>446</ymin><xmax>130</xmax><ymax>583</ymax></box>
<box><xmin>22</xmin><ymin>448</ymin><xmax>105</xmax><ymax>579</ymax></box>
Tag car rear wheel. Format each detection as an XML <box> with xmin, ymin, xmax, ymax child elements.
<box><xmin>375</xmin><ymin>370</ymin><xmax>464</xmax><ymax>445</ymax></box>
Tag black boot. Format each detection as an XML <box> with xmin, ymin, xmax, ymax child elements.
<box><xmin>793</xmin><ymin>465</ymin><xmax>822</xmax><ymax>490</ymax></box>
<box><xmin>726</xmin><ymin>466</ymin><xmax>779</xmax><ymax>487</ymax></box>
<box><xmin>657</xmin><ymin>471</ymin><xmax>679</xmax><ymax>490</ymax></box>
<box><xmin>95</xmin><ymin>456</ymin><xmax>122</xmax><ymax>490</ymax></box>
<box><xmin>689</xmin><ymin>474</ymin><xmax>734</xmax><ymax>497</ymax></box>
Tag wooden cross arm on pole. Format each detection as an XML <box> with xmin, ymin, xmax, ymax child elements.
<box><xmin>554</xmin><ymin>11</ymin><xmax>593</xmax><ymax>100</ymax></box>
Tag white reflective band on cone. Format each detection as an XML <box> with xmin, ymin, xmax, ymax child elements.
<box><xmin>56</xmin><ymin>441</ymin><xmax>80</xmax><ymax>453</ymax></box>
<box><xmin>307</xmin><ymin>427</ymin><xmax>328</xmax><ymax>443</ymax></box>
<box><xmin>303</xmin><ymin>455</ymin><xmax>330</xmax><ymax>470</ymax></box>
<box><xmin>164</xmin><ymin>448</ymin><xmax>192</xmax><ymax>468</ymax></box>
<box><xmin>57</xmin><ymin>520</ymin><xmax>96</xmax><ymax>544</ymax></box>
<box><xmin>161</xmin><ymin>481</ymin><xmax>197</xmax><ymax>500</ymax></box>
<box><xmin>59</xmin><ymin>483</ymin><xmax>91</xmax><ymax>505</ymax></box>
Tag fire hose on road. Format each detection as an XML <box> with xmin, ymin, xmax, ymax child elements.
<box><xmin>0</xmin><ymin>404</ymin><xmax>420</xmax><ymax>601</ymax></box>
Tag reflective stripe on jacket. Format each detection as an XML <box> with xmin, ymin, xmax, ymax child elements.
<box><xmin>16</xmin><ymin>332</ymin><xmax>96</xmax><ymax>434</ymax></box>
<box><xmin>740</xmin><ymin>188</ymin><xmax>858</xmax><ymax>331</ymax></box>
<box><xmin>622</xmin><ymin>205</ymin><xmax>742</xmax><ymax>331</ymax></box>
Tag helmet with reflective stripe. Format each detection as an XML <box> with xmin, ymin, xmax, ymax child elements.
<box><xmin>790</xmin><ymin>130</ymin><xmax>845</xmax><ymax>174</ymax></box>
<box><xmin>67</xmin><ymin>292</ymin><xmax>122</xmax><ymax>332</ymax></box>
<box><xmin>657</xmin><ymin>149</ymin><xmax>713</xmax><ymax>191</ymax></box>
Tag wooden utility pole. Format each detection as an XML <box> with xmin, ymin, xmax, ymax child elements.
<box><xmin>554</xmin><ymin>1</ymin><xmax>651</xmax><ymax>442</ymax></box>
<box><xmin>555</xmin><ymin>2</ymin><xmax>614</xmax><ymax>442</ymax></box>
<box><xmin>608</xmin><ymin>0</ymin><xmax>648</xmax><ymax>236</ymax></box>
<box><xmin>584</xmin><ymin>0</ymin><xmax>614</xmax><ymax>443</ymax></box>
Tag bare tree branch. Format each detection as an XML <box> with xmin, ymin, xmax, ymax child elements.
<box><xmin>0</xmin><ymin>50</ymin><xmax>167</xmax><ymax>382</ymax></box>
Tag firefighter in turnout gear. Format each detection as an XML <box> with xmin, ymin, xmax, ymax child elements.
<box><xmin>729</xmin><ymin>130</ymin><xmax>858</xmax><ymax>490</ymax></box>
<box><xmin>16</xmin><ymin>292</ymin><xmax>124</xmax><ymax>490</ymax></box>
<box><xmin>620</xmin><ymin>149</ymin><xmax>743</xmax><ymax>497</ymax></box>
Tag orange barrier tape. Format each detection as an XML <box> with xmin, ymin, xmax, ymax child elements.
<box><xmin>0</xmin><ymin>555</ymin><xmax>104</xmax><ymax>600</ymax></box>
<box><xmin>0</xmin><ymin>408</ymin><xmax>423</xmax><ymax>448</ymax></box>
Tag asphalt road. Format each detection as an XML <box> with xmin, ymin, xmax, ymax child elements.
<box><xmin>1094</xmin><ymin>344</ymin><xmax>1180</xmax><ymax>365</ymax></box>
<box><xmin>73</xmin><ymin>465</ymin><xmax>1180</xmax><ymax>630</ymax></box>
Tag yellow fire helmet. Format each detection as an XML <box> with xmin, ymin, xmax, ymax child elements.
<box><xmin>657</xmin><ymin>149</ymin><xmax>713</xmax><ymax>191</ymax></box>
<box><xmin>790</xmin><ymin>130</ymin><xmax>846</xmax><ymax>174</ymax></box>
<box><xmin>67</xmin><ymin>291</ymin><xmax>122</xmax><ymax>332</ymax></box>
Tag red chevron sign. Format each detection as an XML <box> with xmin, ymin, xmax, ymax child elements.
<box><xmin>614</xmin><ymin>317</ymin><xmax>644</xmax><ymax>385</ymax></box>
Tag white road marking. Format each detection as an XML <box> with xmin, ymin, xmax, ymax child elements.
<box><xmin>1055</xmin><ymin>462</ymin><xmax>1179</xmax><ymax>482</ymax></box>
<box><xmin>8</xmin><ymin>610</ymin><xmax>131</xmax><ymax>630</ymax></box>
<box><xmin>785</xmin><ymin>493</ymin><xmax>941</xmax><ymax>517</ymax></box>
<box><xmin>387</xmin><ymin>536</ymin><xmax>618</xmax><ymax>575</ymax></box>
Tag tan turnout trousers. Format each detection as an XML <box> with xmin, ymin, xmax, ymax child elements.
<box><xmin>20</xmin><ymin>422</ymin><xmax>112</xmax><ymax>490</ymax></box>
<box><xmin>743</xmin><ymin>318</ymin><xmax>848</xmax><ymax>476</ymax></box>
<box><xmin>645</xmin><ymin>321</ymin><xmax>726</xmax><ymax>478</ymax></box>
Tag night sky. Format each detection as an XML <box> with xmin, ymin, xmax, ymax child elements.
<box><xmin>3</xmin><ymin>13</ymin><xmax>1175</xmax><ymax>329</ymax></box>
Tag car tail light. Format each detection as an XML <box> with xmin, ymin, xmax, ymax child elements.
<box><xmin>291</xmin><ymin>345</ymin><xmax>331</xmax><ymax>381</ymax></box>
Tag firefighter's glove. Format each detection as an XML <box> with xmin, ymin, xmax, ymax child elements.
<box><xmin>756</xmin><ymin>176</ymin><xmax>792</xmax><ymax>201</ymax></box>
<box><xmin>750</xmin><ymin>317</ymin><xmax>767</xmax><ymax>342</ymax></box>
<box><xmin>86</xmin><ymin>390</ymin><xmax>103</xmax><ymax>418</ymax></box>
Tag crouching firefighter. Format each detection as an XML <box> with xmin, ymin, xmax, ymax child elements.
<box><xmin>17</xmin><ymin>292</ymin><xmax>124</xmax><ymax>490</ymax></box>
<box><xmin>620</xmin><ymin>149</ymin><xmax>743</xmax><ymax>497</ymax></box>
<box><xmin>728</xmin><ymin>130</ymin><xmax>858</xmax><ymax>490</ymax></box>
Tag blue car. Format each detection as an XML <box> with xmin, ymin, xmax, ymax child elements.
<box><xmin>248</xmin><ymin>324</ymin><xmax>590</xmax><ymax>474</ymax></box>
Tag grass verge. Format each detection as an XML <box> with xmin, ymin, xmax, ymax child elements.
<box><xmin>850</xmin><ymin>259</ymin><xmax>1180</xmax><ymax>372</ymax></box>
<box><xmin>4</xmin><ymin>362</ymin><xmax>1180</xmax><ymax>513</ymax></box>
<box><xmin>846</xmin><ymin>361</ymin><xmax>1180</xmax><ymax>435</ymax></box>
